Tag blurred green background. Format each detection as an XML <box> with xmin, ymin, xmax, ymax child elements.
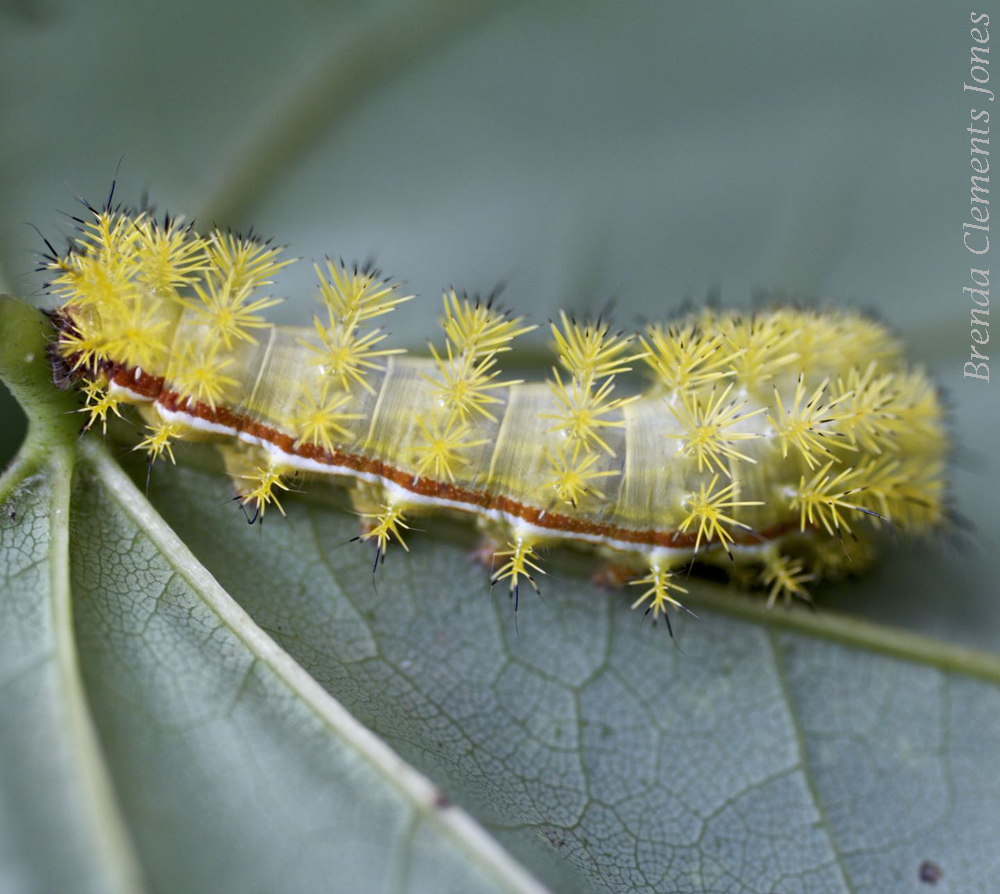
<box><xmin>1</xmin><ymin>0</ymin><xmax>995</xmax><ymax>648</ymax></box>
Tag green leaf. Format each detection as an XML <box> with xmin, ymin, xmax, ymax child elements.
<box><xmin>3</xmin><ymin>294</ymin><xmax>1000</xmax><ymax>892</ymax></box>
<box><xmin>2</xmin><ymin>0</ymin><xmax>999</xmax><ymax>890</ymax></box>
<box><xmin>0</xmin><ymin>298</ymin><xmax>543</xmax><ymax>893</ymax></box>
<box><xmin>144</xmin><ymin>458</ymin><xmax>1000</xmax><ymax>893</ymax></box>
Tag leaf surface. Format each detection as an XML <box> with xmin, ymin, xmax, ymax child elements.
<box><xmin>2</xmin><ymin>0</ymin><xmax>1000</xmax><ymax>890</ymax></box>
<box><xmin>143</xmin><ymin>458</ymin><xmax>1000</xmax><ymax>894</ymax></box>
<box><xmin>1</xmin><ymin>441</ymin><xmax>544</xmax><ymax>893</ymax></box>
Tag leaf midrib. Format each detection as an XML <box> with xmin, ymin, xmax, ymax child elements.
<box><xmin>82</xmin><ymin>439</ymin><xmax>548</xmax><ymax>894</ymax></box>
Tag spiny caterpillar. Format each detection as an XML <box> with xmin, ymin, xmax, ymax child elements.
<box><xmin>41</xmin><ymin>193</ymin><xmax>949</xmax><ymax>626</ymax></box>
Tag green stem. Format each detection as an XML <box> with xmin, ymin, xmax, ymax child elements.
<box><xmin>684</xmin><ymin>586</ymin><xmax>1000</xmax><ymax>685</ymax></box>
<box><xmin>0</xmin><ymin>295</ymin><xmax>81</xmax><ymax>457</ymax></box>
<box><xmin>198</xmin><ymin>0</ymin><xmax>513</xmax><ymax>226</ymax></box>
<box><xmin>47</xmin><ymin>446</ymin><xmax>147</xmax><ymax>893</ymax></box>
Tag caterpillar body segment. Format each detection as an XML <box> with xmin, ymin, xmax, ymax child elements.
<box><xmin>44</xmin><ymin>202</ymin><xmax>948</xmax><ymax>619</ymax></box>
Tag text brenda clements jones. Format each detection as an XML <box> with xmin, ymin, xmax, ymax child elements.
<box><xmin>965</xmin><ymin>12</ymin><xmax>991</xmax><ymax>383</ymax></box>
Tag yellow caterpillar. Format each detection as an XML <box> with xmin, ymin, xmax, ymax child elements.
<box><xmin>43</xmin><ymin>198</ymin><xmax>948</xmax><ymax>625</ymax></box>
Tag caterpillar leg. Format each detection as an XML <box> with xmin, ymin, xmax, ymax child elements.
<box><xmin>592</xmin><ymin>562</ymin><xmax>639</xmax><ymax>588</ymax></box>
<box><xmin>348</xmin><ymin>485</ymin><xmax>382</xmax><ymax>536</ymax></box>
<box><xmin>470</xmin><ymin>535</ymin><xmax>505</xmax><ymax>570</ymax></box>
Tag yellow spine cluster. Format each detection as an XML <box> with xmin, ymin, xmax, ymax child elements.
<box><xmin>172</xmin><ymin>341</ymin><xmax>239</xmax><ymax>411</ymax></box>
<box><xmin>542</xmin><ymin>312</ymin><xmax>641</xmax><ymax>501</ymax></box>
<box><xmin>301</xmin><ymin>259</ymin><xmax>411</xmax><ymax>396</ymax></box>
<box><xmin>717</xmin><ymin>313</ymin><xmax>798</xmax><ymax>392</ymax></box>
<box><xmin>490</xmin><ymin>538</ymin><xmax>545</xmax><ymax>609</ymax></box>
<box><xmin>629</xmin><ymin>564</ymin><xmax>690</xmax><ymax>623</ymax></box>
<box><xmin>169</xmin><ymin>231</ymin><xmax>288</xmax><ymax>418</ymax></box>
<box><xmin>47</xmin><ymin>209</ymin><xmax>191</xmax><ymax>373</ymax></box>
<box><xmin>419</xmin><ymin>289</ymin><xmax>533</xmax><ymax>480</ymax></box>
<box><xmin>543</xmin><ymin>439</ymin><xmax>619</xmax><ymax>506</ymax></box>
<box><xmin>859</xmin><ymin>457</ymin><xmax>944</xmax><ymax>530</ymax></box>
<box><xmin>679</xmin><ymin>474</ymin><xmax>764</xmax><ymax>557</ymax></box>
<box><xmin>759</xmin><ymin>552</ymin><xmax>815</xmax><ymax>608</ymax></box>
<box><xmin>766</xmin><ymin>375</ymin><xmax>848</xmax><ymax>469</ymax></box>
<box><xmin>238</xmin><ymin>466</ymin><xmax>292</xmax><ymax>522</ymax></box>
<box><xmin>790</xmin><ymin>454</ymin><xmax>944</xmax><ymax>537</ymax></box>
<box><xmin>667</xmin><ymin>381</ymin><xmax>765</xmax><ymax>477</ymax></box>
<box><xmin>134</xmin><ymin>419</ymin><xmax>183</xmax><ymax>465</ymax></box>
<box><xmin>832</xmin><ymin>360</ymin><xmax>899</xmax><ymax>453</ymax></box>
<box><xmin>790</xmin><ymin>461</ymin><xmax>865</xmax><ymax>536</ymax></box>
<box><xmin>424</xmin><ymin>290</ymin><xmax>534</xmax><ymax>423</ymax></box>
<box><xmin>359</xmin><ymin>503</ymin><xmax>412</xmax><ymax>559</ymax></box>
<box><xmin>640</xmin><ymin>321</ymin><xmax>730</xmax><ymax>398</ymax></box>
<box><xmin>635</xmin><ymin>309</ymin><xmax>945</xmax><ymax>611</ymax></box>
<box><xmin>206</xmin><ymin>230</ymin><xmax>292</xmax><ymax>294</ymax></box>
<box><xmin>293</xmin><ymin>261</ymin><xmax>410</xmax><ymax>467</ymax></box>
<box><xmin>291</xmin><ymin>390</ymin><xmax>359</xmax><ymax>456</ymax></box>
<box><xmin>78</xmin><ymin>377</ymin><xmax>124</xmax><ymax>434</ymax></box>
<box><xmin>50</xmin><ymin>206</ymin><xmax>303</xmax><ymax>533</ymax></box>
<box><xmin>412</xmin><ymin>415</ymin><xmax>488</xmax><ymax>483</ymax></box>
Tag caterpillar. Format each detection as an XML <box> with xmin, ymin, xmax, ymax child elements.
<box><xmin>40</xmin><ymin>193</ymin><xmax>948</xmax><ymax>625</ymax></box>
